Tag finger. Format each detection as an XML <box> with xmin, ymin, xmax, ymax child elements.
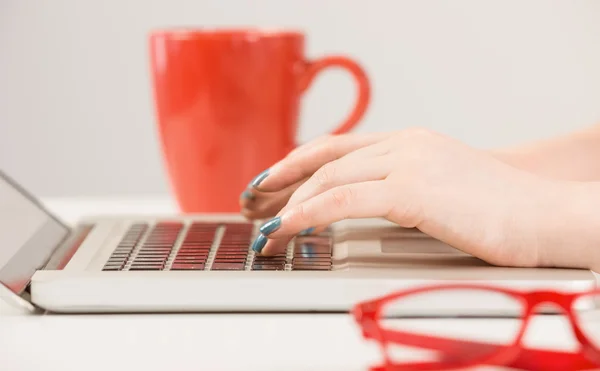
<box><xmin>250</xmin><ymin>132</ymin><xmax>389</xmax><ymax>192</ymax></box>
<box><xmin>241</xmin><ymin>191</ymin><xmax>291</xmax><ymax>220</ymax></box>
<box><xmin>329</xmin><ymin>137</ymin><xmax>392</xmax><ymax>162</ymax></box>
<box><xmin>286</xmin><ymin>132</ymin><xmax>383</xmax><ymax>161</ymax></box>
<box><xmin>266</xmin><ymin>140</ymin><xmax>394</xmax><ymax>218</ymax></box>
<box><xmin>239</xmin><ymin>187</ymin><xmax>257</xmax><ymax>208</ymax></box>
<box><xmin>241</xmin><ymin>195</ymin><xmax>287</xmax><ymax>220</ymax></box>
<box><xmin>240</xmin><ymin>137</ymin><xmax>330</xmax><ymax>204</ymax></box>
<box><xmin>254</xmin><ymin>235</ymin><xmax>291</xmax><ymax>256</ymax></box>
<box><xmin>286</xmin><ymin>155</ymin><xmax>392</xmax><ymax>210</ymax></box>
<box><xmin>261</xmin><ymin>181</ymin><xmax>392</xmax><ymax>239</ymax></box>
<box><xmin>257</xmin><ymin>225</ymin><xmax>329</xmax><ymax>256</ymax></box>
<box><xmin>286</xmin><ymin>134</ymin><xmax>333</xmax><ymax>158</ymax></box>
<box><xmin>240</xmin><ymin>135</ymin><xmax>347</xmax><ymax>205</ymax></box>
<box><xmin>241</xmin><ymin>178</ymin><xmax>306</xmax><ymax>219</ymax></box>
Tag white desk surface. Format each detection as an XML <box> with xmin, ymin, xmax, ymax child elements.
<box><xmin>0</xmin><ymin>197</ymin><xmax>596</xmax><ymax>371</ymax></box>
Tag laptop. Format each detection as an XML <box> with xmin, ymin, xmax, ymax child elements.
<box><xmin>0</xmin><ymin>169</ymin><xmax>596</xmax><ymax>315</ymax></box>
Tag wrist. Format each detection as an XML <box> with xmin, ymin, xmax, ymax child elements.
<box><xmin>488</xmin><ymin>127</ymin><xmax>600</xmax><ymax>181</ymax></box>
<box><xmin>536</xmin><ymin>181</ymin><xmax>600</xmax><ymax>272</ymax></box>
<box><xmin>488</xmin><ymin>148</ymin><xmax>547</xmax><ymax>177</ymax></box>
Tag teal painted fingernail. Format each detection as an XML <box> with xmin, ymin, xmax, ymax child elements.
<box><xmin>298</xmin><ymin>227</ymin><xmax>315</xmax><ymax>236</ymax></box>
<box><xmin>259</xmin><ymin>216</ymin><xmax>281</xmax><ymax>235</ymax></box>
<box><xmin>241</xmin><ymin>190</ymin><xmax>254</xmax><ymax>200</ymax></box>
<box><xmin>250</xmin><ymin>169</ymin><xmax>270</xmax><ymax>188</ymax></box>
<box><xmin>251</xmin><ymin>233</ymin><xmax>268</xmax><ymax>253</ymax></box>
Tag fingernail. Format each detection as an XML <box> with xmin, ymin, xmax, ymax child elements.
<box><xmin>251</xmin><ymin>233</ymin><xmax>268</xmax><ymax>253</ymax></box>
<box><xmin>298</xmin><ymin>227</ymin><xmax>315</xmax><ymax>236</ymax></box>
<box><xmin>259</xmin><ymin>216</ymin><xmax>281</xmax><ymax>235</ymax></box>
<box><xmin>250</xmin><ymin>169</ymin><xmax>270</xmax><ymax>188</ymax></box>
<box><xmin>240</xmin><ymin>190</ymin><xmax>255</xmax><ymax>200</ymax></box>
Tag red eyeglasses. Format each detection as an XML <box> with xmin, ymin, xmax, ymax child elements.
<box><xmin>351</xmin><ymin>283</ymin><xmax>600</xmax><ymax>371</ymax></box>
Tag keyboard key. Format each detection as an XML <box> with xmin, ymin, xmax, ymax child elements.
<box><xmin>293</xmin><ymin>258</ymin><xmax>331</xmax><ymax>264</ymax></box>
<box><xmin>103</xmin><ymin>263</ymin><xmax>125</xmax><ymax>270</ymax></box>
<box><xmin>142</xmin><ymin>241</ymin><xmax>177</xmax><ymax>245</ymax></box>
<box><xmin>117</xmin><ymin>241</ymin><xmax>139</xmax><ymax>246</ymax></box>
<box><xmin>294</xmin><ymin>243</ymin><xmax>332</xmax><ymax>255</ymax></box>
<box><xmin>252</xmin><ymin>264</ymin><xmax>285</xmax><ymax>271</ymax></box>
<box><xmin>293</xmin><ymin>252</ymin><xmax>330</xmax><ymax>258</ymax></box>
<box><xmin>115</xmin><ymin>246</ymin><xmax>136</xmax><ymax>251</ymax></box>
<box><xmin>131</xmin><ymin>262</ymin><xmax>167</xmax><ymax>268</ymax></box>
<box><xmin>106</xmin><ymin>258</ymin><xmax>127</xmax><ymax>263</ymax></box>
<box><xmin>211</xmin><ymin>262</ymin><xmax>245</xmax><ymax>271</ymax></box>
<box><xmin>253</xmin><ymin>262</ymin><xmax>287</xmax><ymax>267</ymax></box>
<box><xmin>104</xmin><ymin>259</ymin><xmax>126</xmax><ymax>264</ymax></box>
<box><xmin>175</xmin><ymin>257</ymin><xmax>209</xmax><ymax>262</ymax></box>
<box><xmin>254</xmin><ymin>253</ymin><xmax>286</xmax><ymax>258</ymax></box>
<box><xmin>176</xmin><ymin>252</ymin><xmax>210</xmax><ymax>257</ymax></box>
<box><xmin>129</xmin><ymin>265</ymin><xmax>164</xmax><ymax>271</ymax></box>
<box><xmin>175</xmin><ymin>255</ymin><xmax>209</xmax><ymax>261</ymax></box>
<box><xmin>171</xmin><ymin>263</ymin><xmax>206</xmax><ymax>270</ymax></box>
<box><xmin>214</xmin><ymin>254</ymin><xmax>248</xmax><ymax>260</ymax></box>
<box><xmin>217</xmin><ymin>247</ymin><xmax>249</xmax><ymax>252</ymax></box>
<box><xmin>173</xmin><ymin>258</ymin><xmax>206</xmax><ymax>264</ymax></box>
<box><xmin>175</xmin><ymin>252</ymin><xmax>208</xmax><ymax>256</ymax></box>
<box><xmin>134</xmin><ymin>258</ymin><xmax>169</xmax><ymax>263</ymax></box>
<box><xmin>292</xmin><ymin>265</ymin><xmax>331</xmax><ymax>271</ymax></box>
<box><xmin>295</xmin><ymin>235</ymin><xmax>331</xmax><ymax>243</ymax></box>
<box><xmin>130</xmin><ymin>261</ymin><xmax>165</xmax><ymax>268</ymax></box>
<box><xmin>175</xmin><ymin>253</ymin><xmax>208</xmax><ymax>258</ymax></box>
<box><xmin>137</xmin><ymin>251</ymin><xmax>173</xmax><ymax>256</ymax></box>
<box><xmin>213</xmin><ymin>258</ymin><xmax>247</xmax><ymax>264</ymax></box>
<box><xmin>138</xmin><ymin>247</ymin><xmax>173</xmax><ymax>251</ymax></box>
<box><xmin>102</xmin><ymin>266</ymin><xmax>121</xmax><ymax>271</ymax></box>
<box><xmin>214</xmin><ymin>249</ymin><xmax>248</xmax><ymax>254</ymax></box>
<box><xmin>252</xmin><ymin>256</ymin><xmax>286</xmax><ymax>264</ymax></box>
<box><xmin>189</xmin><ymin>222</ymin><xmax>219</xmax><ymax>227</ymax></box>
<box><xmin>107</xmin><ymin>253</ymin><xmax>131</xmax><ymax>259</ymax></box>
<box><xmin>292</xmin><ymin>261</ymin><xmax>331</xmax><ymax>268</ymax></box>
<box><xmin>177</xmin><ymin>249</ymin><xmax>210</xmax><ymax>254</ymax></box>
<box><xmin>254</xmin><ymin>256</ymin><xmax>287</xmax><ymax>262</ymax></box>
<box><xmin>175</xmin><ymin>255</ymin><xmax>208</xmax><ymax>262</ymax></box>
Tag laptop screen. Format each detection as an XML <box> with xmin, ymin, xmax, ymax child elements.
<box><xmin>0</xmin><ymin>171</ymin><xmax>70</xmax><ymax>294</ymax></box>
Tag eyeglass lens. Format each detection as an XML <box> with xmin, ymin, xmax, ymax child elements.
<box><xmin>378</xmin><ymin>288</ymin><xmax>525</xmax><ymax>365</ymax></box>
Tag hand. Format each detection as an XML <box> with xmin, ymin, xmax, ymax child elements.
<box><xmin>241</xmin><ymin>128</ymin><xmax>574</xmax><ymax>268</ymax></box>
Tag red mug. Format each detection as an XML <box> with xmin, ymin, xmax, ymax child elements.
<box><xmin>148</xmin><ymin>28</ymin><xmax>370</xmax><ymax>213</ymax></box>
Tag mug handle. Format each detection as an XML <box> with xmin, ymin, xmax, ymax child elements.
<box><xmin>298</xmin><ymin>56</ymin><xmax>371</xmax><ymax>136</ymax></box>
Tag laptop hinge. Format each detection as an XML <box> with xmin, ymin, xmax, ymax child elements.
<box><xmin>0</xmin><ymin>169</ymin><xmax>74</xmax><ymax>298</ymax></box>
<box><xmin>0</xmin><ymin>283</ymin><xmax>41</xmax><ymax>315</ymax></box>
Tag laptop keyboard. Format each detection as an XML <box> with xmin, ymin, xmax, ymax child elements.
<box><xmin>102</xmin><ymin>221</ymin><xmax>332</xmax><ymax>272</ymax></box>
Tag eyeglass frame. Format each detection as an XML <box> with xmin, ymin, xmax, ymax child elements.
<box><xmin>351</xmin><ymin>283</ymin><xmax>600</xmax><ymax>370</ymax></box>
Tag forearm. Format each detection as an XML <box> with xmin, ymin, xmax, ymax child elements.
<box><xmin>537</xmin><ymin>180</ymin><xmax>600</xmax><ymax>273</ymax></box>
<box><xmin>489</xmin><ymin>123</ymin><xmax>600</xmax><ymax>181</ymax></box>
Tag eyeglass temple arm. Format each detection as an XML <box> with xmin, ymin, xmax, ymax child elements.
<box><xmin>381</xmin><ymin>329</ymin><xmax>596</xmax><ymax>371</ymax></box>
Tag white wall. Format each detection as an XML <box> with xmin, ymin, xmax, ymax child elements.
<box><xmin>2</xmin><ymin>0</ymin><xmax>600</xmax><ymax>197</ymax></box>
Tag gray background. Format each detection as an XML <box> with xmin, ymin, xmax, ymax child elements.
<box><xmin>2</xmin><ymin>0</ymin><xmax>600</xmax><ymax>197</ymax></box>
